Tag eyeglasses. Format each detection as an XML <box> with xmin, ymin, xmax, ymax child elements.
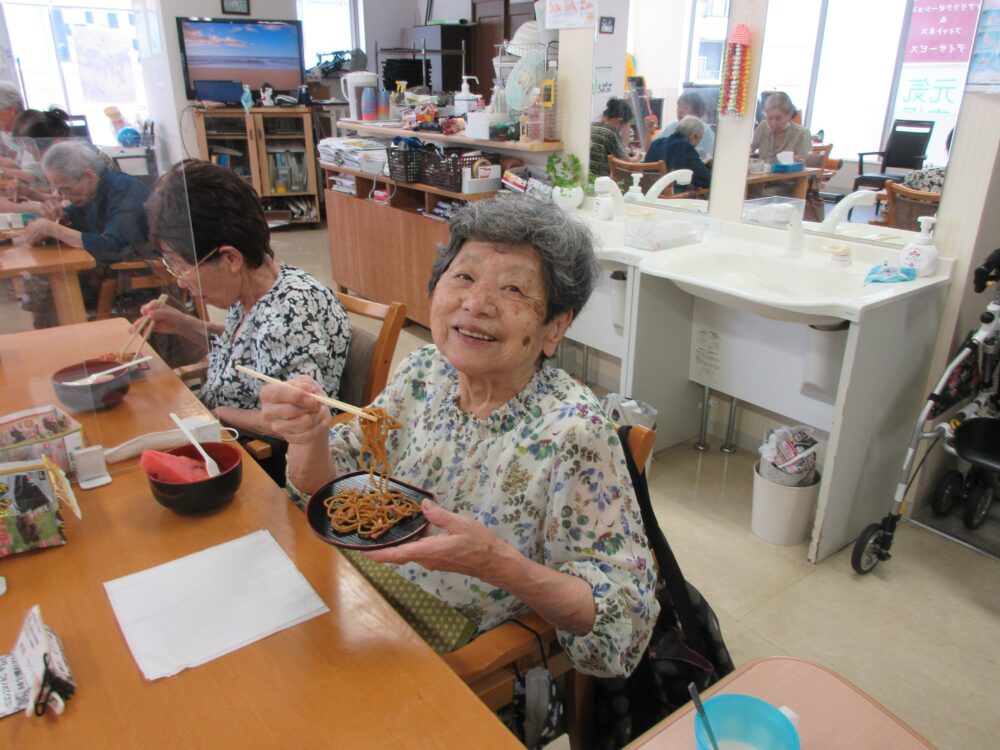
<box><xmin>161</xmin><ymin>245</ymin><xmax>222</xmax><ymax>280</ymax></box>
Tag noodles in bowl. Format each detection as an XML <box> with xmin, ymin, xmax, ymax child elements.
<box><xmin>305</xmin><ymin>406</ymin><xmax>431</xmax><ymax>549</ymax></box>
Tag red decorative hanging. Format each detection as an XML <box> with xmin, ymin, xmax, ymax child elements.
<box><xmin>719</xmin><ymin>24</ymin><xmax>752</xmax><ymax>117</ymax></box>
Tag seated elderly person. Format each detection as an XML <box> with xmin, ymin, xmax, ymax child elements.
<box><xmin>136</xmin><ymin>160</ymin><xmax>350</xmax><ymax>481</ymax></box>
<box><xmin>648</xmin><ymin>91</ymin><xmax>715</xmax><ymax>163</ymax></box>
<box><xmin>589</xmin><ymin>97</ymin><xmax>654</xmax><ymax>179</ymax></box>
<box><xmin>748</xmin><ymin>92</ymin><xmax>812</xmax><ymax>199</ymax></box>
<box><xmin>643</xmin><ymin>116</ymin><xmax>712</xmax><ymax>189</ymax></box>
<box><xmin>17</xmin><ymin>140</ymin><xmax>152</xmax><ymax>327</ymax></box>
<box><xmin>259</xmin><ymin>194</ymin><xmax>658</xmax><ymax>677</ymax></box>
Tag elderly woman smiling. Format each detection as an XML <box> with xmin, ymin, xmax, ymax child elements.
<box><xmin>260</xmin><ymin>195</ymin><xmax>658</xmax><ymax>677</ymax></box>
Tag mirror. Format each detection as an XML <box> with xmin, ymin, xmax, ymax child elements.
<box><xmin>589</xmin><ymin>0</ymin><xmax>731</xmax><ymax>212</ymax></box>
<box><xmin>750</xmin><ymin>0</ymin><xmax>976</xmax><ymax>245</ymax></box>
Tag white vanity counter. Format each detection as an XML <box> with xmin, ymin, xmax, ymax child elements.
<box><xmin>565</xmin><ymin>207</ymin><xmax>952</xmax><ymax>563</ymax></box>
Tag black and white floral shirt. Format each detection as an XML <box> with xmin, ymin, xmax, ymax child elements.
<box><xmin>199</xmin><ymin>265</ymin><xmax>351</xmax><ymax>411</ymax></box>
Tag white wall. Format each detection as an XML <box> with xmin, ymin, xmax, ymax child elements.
<box><xmin>591</xmin><ymin>0</ymin><xmax>629</xmax><ymax>121</ymax></box>
<box><xmin>416</xmin><ymin>0</ymin><xmax>471</xmax><ymax>22</ymax></box>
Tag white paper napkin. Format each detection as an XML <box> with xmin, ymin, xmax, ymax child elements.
<box><xmin>104</xmin><ymin>530</ymin><xmax>329</xmax><ymax>680</ymax></box>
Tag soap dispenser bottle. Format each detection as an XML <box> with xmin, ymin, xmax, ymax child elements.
<box><xmin>455</xmin><ymin>75</ymin><xmax>479</xmax><ymax>116</ymax></box>
<box><xmin>594</xmin><ymin>178</ymin><xmax>614</xmax><ymax>220</ymax></box>
<box><xmin>900</xmin><ymin>215</ymin><xmax>940</xmax><ymax>277</ymax></box>
<box><xmin>624</xmin><ymin>172</ymin><xmax>644</xmax><ymax>202</ymax></box>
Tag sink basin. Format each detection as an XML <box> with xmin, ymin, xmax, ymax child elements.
<box><xmin>640</xmin><ymin>235</ymin><xmax>940</xmax><ymax>324</ymax></box>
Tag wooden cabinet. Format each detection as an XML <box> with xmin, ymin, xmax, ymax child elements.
<box><xmin>194</xmin><ymin>106</ymin><xmax>320</xmax><ymax>224</ymax></box>
<box><xmin>471</xmin><ymin>0</ymin><xmax>536</xmax><ymax>93</ymax></box>
<box><xmin>321</xmin><ymin>164</ymin><xmax>498</xmax><ymax>327</ymax></box>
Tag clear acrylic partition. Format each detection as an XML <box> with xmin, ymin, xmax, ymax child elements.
<box><xmin>0</xmin><ymin>138</ymin><xmax>212</xmax><ymax>488</ymax></box>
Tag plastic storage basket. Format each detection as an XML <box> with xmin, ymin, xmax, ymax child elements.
<box><xmin>386</xmin><ymin>145</ymin><xmax>423</xmax><ymax>183</ymax></box>
<box><xmin>422</xmin><ymin>148</ymin><xmax>500</xmax><ymax>192</ymax></box>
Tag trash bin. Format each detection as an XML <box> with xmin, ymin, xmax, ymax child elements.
<box><xmin>751</xmin><ymin>462</ymin><xmax>820</xmax><ymax>545</ymax></box>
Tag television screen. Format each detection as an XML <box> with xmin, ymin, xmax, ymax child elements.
<box><xmin>177</xmin><ymin>18</ymin><xmax>304</xmax><ymax>100</ymax></box>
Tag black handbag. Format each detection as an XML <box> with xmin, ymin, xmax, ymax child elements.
<box><xmin>594</xmin><ymin>426</ymin><xmax>735</xmax><ymax>749</ymax></box>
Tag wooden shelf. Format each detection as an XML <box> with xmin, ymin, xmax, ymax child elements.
<box><xmin>336</xmin><ymin>120</ymin><xmax>564</xmax><ymax>153</ymax></box>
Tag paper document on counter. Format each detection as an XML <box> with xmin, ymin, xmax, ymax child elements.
<box><xmin>104</xmin><ymin>530</ymin><xmax>329</xmax><ymax>680</ymax></box>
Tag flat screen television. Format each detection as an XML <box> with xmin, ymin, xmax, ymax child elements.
<box><xmin>176</xmin><ymin>18</ymin><xmax>304</xmax><ymax>100</ymax></box>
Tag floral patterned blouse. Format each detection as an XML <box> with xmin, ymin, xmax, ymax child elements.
<box><xmin>199</xmin><ymin>265</ymin><xmax>351</xmax><ymax>411</ymax></box>
<box><xmin>292</xmin><ymin>345</ymin><xmax>659</xmax><ymax>678</ymax></box>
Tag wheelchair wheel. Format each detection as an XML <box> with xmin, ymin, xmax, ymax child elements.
<box><xmin>931</xmin><ymin>470</ymin><xmax>964</xmax><ymax>516</ymax></box>
<box><xmin>963</xmin><ymin>483</ymin><xmax>995</xmax><ymax>530</ymax></box>
<box><xmin>851</xmin><ymin>523</ymin><xmax>884</xmax><ymax>574</ymax></box>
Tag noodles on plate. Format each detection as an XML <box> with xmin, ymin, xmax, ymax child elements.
<box><xmin>323</xmin><ymin>406</ymin><xmax>421</xmax><ymax>539</ymax></box>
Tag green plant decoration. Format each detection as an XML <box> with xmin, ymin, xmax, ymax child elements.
<box><xmin>546</xmin><ymin>153</ymin><xmax>583</xmax><ymax>189</ymax></box>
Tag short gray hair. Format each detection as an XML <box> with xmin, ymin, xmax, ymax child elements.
<box><xmin>764</xmin><ymin>92</ymin><xmax>796</xmax><ymax>116</ymax></box>
<box><xmin>429</xmin><ymin>193</ymin><xmax>599</xmax><ymax>322</ymax></box>
<box><xmin>42</xmin><ymin>140</ymin><xmax>106</xmax><ymax>179</ymax></box>
<box><xmin>0</xmin><ymin>82</ymin><xmax>24</xmax><ymax>112</ymax></box>
<box><xmin>676</xmin><ymin>91</ymin><xmax>706</xmax><ymax>118</ymax></box>
<box><xmin>675</xmin><ymin>115</ymin><xmax>705</xmax><ymax>139</ymax></box>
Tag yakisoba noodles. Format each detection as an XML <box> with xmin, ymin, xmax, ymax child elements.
<box><xmin>324</xmin><ymin>406</ymin><xmax>421</xmax><ymax>539</ymax></box>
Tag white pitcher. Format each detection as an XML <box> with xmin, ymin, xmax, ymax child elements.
<box><xmin>340</xmin><ymin>72</ymin><xmax>379</xmax><ymax>120</ymax></box>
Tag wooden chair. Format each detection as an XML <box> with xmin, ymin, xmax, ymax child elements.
<box><xmin>868</xmin><ymin>181</ymin><xmax>940</xmax><ymax>231</ymax></box>
<box><xmin>441</xmin><ymin>424</ymin><xmax>657</xmax><ymax>750</ymax></box>
<box><xmin>608</xmin><ymin>155</ymin><xmax>666</xmax><ymax>194</ymax></box>
<box><xmin>93</xmin><ymin>259</ymin><xmax>197</xmax><ymax>321</ymax></box>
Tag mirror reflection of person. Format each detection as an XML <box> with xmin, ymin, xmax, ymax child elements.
<box><xmin>647</xmin><ymin>91</ymin><xmax>715</xmax><ymax>163</ymax></box>
<box><xmin>589</xmin><ymin>97</ymin><xmax>645</xmax><ymax>179</ymax></box>
<box><xmin>901</xmin><ymin>128</ymin><xmax>953</xmax><ymax>194</ymax></box>
<box><xmin>750</xmin><ymin>92</ymin><xmax>812</xmax><ymax>164</ymax></box>
<box><xmin>645</xmin><ymin>116</ymin><xmax>712</xmax><ymax>189</ymax></box>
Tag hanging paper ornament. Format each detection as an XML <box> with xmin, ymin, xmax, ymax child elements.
<box><xmin>719</xmin><ymin>24</ymin><xmax>752</xmax><ymax>118</ymax></box>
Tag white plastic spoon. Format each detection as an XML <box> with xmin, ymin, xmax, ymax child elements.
<box><xmin>169</xmin><ymin>412</ymin><xmax>220</xmax><ymax>478</ymax></box>
<box><xmin>62</xmin><ymin>356</ymin><xmax>153</xmax><ymax>386</ymax></box>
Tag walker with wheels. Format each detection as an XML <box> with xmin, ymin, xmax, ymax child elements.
<box><xmin>852</xmin><ymin>248</ymin><xmax>1000</xmax><ymax>574</ymax></box>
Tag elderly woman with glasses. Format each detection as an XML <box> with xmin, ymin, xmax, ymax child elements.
<box><xmin>20</xmin><ymin>140</ymin><xmax>151</xmax><ymax>260</ymax></box>
<box><xmin>258</xmin><ymin>194</ymin><xmax>657</xmax><ymax>678</ymax></box>
<box><xmin>134</xmin><ymin>161</ymin><xmax>350</xmax><ymax>447</ymax></box>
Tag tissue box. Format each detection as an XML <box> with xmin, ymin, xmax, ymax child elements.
<box><xmin>462</xmin><ymin>163</ymin><xmax>502</xmax><ymax>193</ymax></box>
<box><xmin>770</xmin><ymin>162</ymin><xmax>804</xmax><ymax>173</ymax></box>
<box><xmin>625</xmin><ymin>207</ymin><xmax>705</xmax><ymax>251</ymax></box>
<box><xmin>0</xmin><ymin>406</ymin><xmax>84</xmax><ymax>475</ymax></box>
<box><xmin>466</xmin><ymin>112</ymin><xmax>507</xmax><ymax>140</ymax></box>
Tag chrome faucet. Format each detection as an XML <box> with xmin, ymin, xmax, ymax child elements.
<box><xmin>644</xmin><ymin>169</ymin><xmax>694</xmax><ymax>202</ymax></box>
<box><xmin>819</xmin><ymin>189</ymin><xmax>877</xmax><ymax>233</ymax></box>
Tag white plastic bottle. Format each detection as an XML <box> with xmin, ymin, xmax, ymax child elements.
<box><xmin>454</xmin><ymin>75</ymin><xmax>480</xmax><ymax>116</ymax></box>
<box><xmin>525</xmin><ymin>88</ymin><xmax>545</xmax><ymax>143</ymax></box>
<box><xmin>624</xmin><ymin>172</ymin><xmax>644</xmax><ymax>202</ymax></box>
<box><xmin>593</xmin><ymin>178</ymin><xmax>614</xmax><ymax>220</ymax></box>
<box><xmin>900</xmin><ymin>215</ymin><xmax>940</xmax><ymax>277</ymax></box>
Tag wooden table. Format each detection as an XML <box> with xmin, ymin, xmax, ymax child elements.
<box><xmin>625</xmin><ymin>656</ymin><xmax>935</xmax><ymax>749</ymax></box>
<box><xmin>0</xmin><ymin>242</ymin><xmax>96</xmax><ymax>326</ymax></box>
<box><xmin>745</xmin><ymin>167</ymin><xmax>823</xmax><ymax>200</ymax></box>
<box><xmin>0</xmin><ymin>321</ymin><xmax>521</xmax><ymax>749</ymax></box>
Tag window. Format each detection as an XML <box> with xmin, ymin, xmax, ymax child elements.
<box><xmin>4</xmin><ymin>0</ymin><xmax>147</xmax><ymax>147</ymax></box>
<box><xmin>296</xmin><ymin>0</ymin><xmax>355</xmax><ymax>73</ymax></box>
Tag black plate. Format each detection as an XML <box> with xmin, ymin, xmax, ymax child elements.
<box><xmin>305</xmin><ymin>471</ymin><xmax>431</xmax><ymax>550</ymax></box>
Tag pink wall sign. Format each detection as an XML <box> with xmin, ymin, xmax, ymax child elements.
<box><xmin>905</xmin><ymin>1</ymin><xmax>981</xmax><ymax>63</ymax></box>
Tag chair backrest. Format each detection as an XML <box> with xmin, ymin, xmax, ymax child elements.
<box><xmin>884</xmin><ymin>181</ymin><xmax>940</xmax><ymax>231</ymax></box>
<box><xmin>66</xmin><ymin>114</ymin><xmax>91</xmax><ymax>141</ymax></box>
<box><xmin>335</xmin><ymin>291</ymin><xmax>407</xmax><ymax>406</ymax></box>
<box><xmin>807</xmin><ymin>143</ymin><xmax>832</xmax><ymax>167</ymax></box>
<box><xmin>608</xmin><ymin>155</ymin><xmax>666</xmax><ymax>193</ymax></box>
<box><xmin>882</xmin><ymin>119</ymin><xmax>934</xmax><ymax>172</ymax></box>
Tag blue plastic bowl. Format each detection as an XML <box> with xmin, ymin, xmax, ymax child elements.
<box><xmin>694</xmin><ymin>693</ymin><xmax>799</xmax><ymax>750</ymax></box>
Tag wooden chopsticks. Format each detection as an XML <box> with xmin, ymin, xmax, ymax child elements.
<box><xmin>120</xmin><ymin>293</ymin><xmax>169</xmax><ymax>361</ymax></box>
<box><xmin>234</xmin><ymin>364</ymin><xmax>375</xmax><ymax>420</ymax></box>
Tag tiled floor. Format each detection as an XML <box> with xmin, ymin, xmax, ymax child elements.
<box><xmin>5</xmin><ymin>224</ymin><xmax>997</xmax><ymax>749</ymax></box>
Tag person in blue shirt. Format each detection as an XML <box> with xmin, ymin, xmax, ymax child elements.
<box><xmin>646</xmin><ymin>92</ymin><xmax>715</xmax><ymax>164</ymax></box>
<box><xmin>22</xmin><ymin>140</ymin><xmax>151</xmax><ymax>263</ymax></box>
<box><xmin>644</xmin><ymin>116</ymin><xmax>712</xmax><ymax>189</ymax></box>
<box><xmin>18</xmin><ymin>140</ymin><xmax>152</xmax><ymax>328</ymax></box>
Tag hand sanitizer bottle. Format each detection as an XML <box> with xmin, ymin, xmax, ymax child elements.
<box><xmin>624</xmin><ymin>172</ymin><xmax>644</xmax><ymax>202</ymax></box>
<box><xmin>594</xmin><ymin>178</ymin><xmax>614</xmax><ymax>220</ymax></box>
<box><xmin>900</xmin><ymin>215</ymin><xmax>940</xmax><ymax>277</ymax></box>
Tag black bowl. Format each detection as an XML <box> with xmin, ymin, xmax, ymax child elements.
<box><xmin>52</xmin><ymin>359</ymin><xmax>131</xmax><ymax>412</ymax></box>
<box><xmin>144</xmin><ymin>442</ymin><xmax>243</xmax><ymax>514</ymax></box>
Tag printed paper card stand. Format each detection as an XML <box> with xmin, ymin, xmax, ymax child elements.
<box><xmin>0</xmin><ymin>606</ymin><xmax>76</xmax><ymax>719</ymax></box>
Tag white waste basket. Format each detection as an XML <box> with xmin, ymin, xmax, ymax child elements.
<box><xmin>751</xmin><ymin>462</ymin><xmax>820</xmax><ymax>545</ymax></box>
